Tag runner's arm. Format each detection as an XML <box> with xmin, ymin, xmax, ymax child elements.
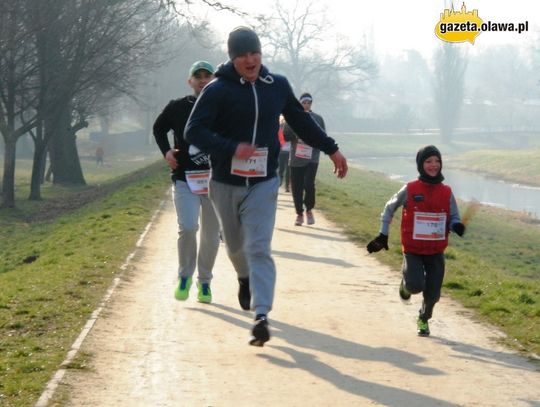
<box><xmin>380</xmin><ymin>185</ymin><xmax>407</xmax><ymax>236</ymax></box>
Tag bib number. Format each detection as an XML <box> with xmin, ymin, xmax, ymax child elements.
<box><xmin>231</xmin><ymin>147</ymin><xmax>268</xmax><ymax>177</ymax></box>
<box><xmin>413</xmin><ymin>212</ymin><xmax>446</xmax><ymax>240</ymax></box>
<box><xmin>295</xmin><ymin>141</ymin><xmax>313</xmax><ymax>159</ymax></box>
<box><xmin>185</xmin><ymin>170</ymin><xmax>210</xmax><ymax>195</ymax></box>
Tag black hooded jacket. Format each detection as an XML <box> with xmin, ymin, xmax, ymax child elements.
<box><xmin>153</xmin><ymin>95</ymin><xmax>210</xmax><ymax>182</ymax></box>
<box><xmin>184</xmin><ymin>61</ymin><xmax>338</xmax><ymax>186</ymax></box>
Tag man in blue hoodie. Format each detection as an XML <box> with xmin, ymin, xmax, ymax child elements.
<box><xmin>185</xmin><ymin>27</ymin><xmax>348</xmax><ymax>346</ymax></box>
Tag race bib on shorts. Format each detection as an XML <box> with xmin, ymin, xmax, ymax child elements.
<box><xmin>231</xmin><ymin>147</ymin><xmax>268</xmax><ymax>177</ymax></box>
<box><xmin>412</xmin><ymin>212</ymin><xmax>446</xmax><ymax>240</ymax></box>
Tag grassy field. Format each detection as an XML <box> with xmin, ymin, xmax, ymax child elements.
<box><xmin>0</xmin><ymin>160</ymin><xmax>170</xmax><ymax>407</ymax></box>
<box><xmin>316</xmin><ymin>160</ymin><xmax>540</xmax><ymax>357</ymax></box>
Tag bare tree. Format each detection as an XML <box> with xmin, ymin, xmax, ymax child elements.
<box><xmin>433</xmin><ymin>42</ymin><xmax>467</xmax><ymax>143</ymax></box>
<box><xmin>1</xmin><ymin>0</ymin><xmax>237</xmax><ymax>207</ymax></box>
<box><xmin>159</xmin><ymin>0</ymin><xmax>242</xmax><ymax>20</ymax></box>
<box><xmin>25</xmin><ymin>0</ymin><xmax>174</xmax><ymax>190</ymax></box>
<box><xmin>0</xmin><ymin>1</ymin><xmax>39</xmax><ymax>207</ymax></box>
<box><xmin>254</xmin><ymin>0</ymin><xmax>376</xmax><ymax>103</ymax></box>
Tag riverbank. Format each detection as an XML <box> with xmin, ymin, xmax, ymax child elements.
<box><xmin>331</xmin><ymin>133</ymin><xmax>540</xmax><ymax>188</ymax></box>
<box><xmin>446</xmin><ymin>148</ymin><xmax>540</xmax><ymax>188</ymax></box>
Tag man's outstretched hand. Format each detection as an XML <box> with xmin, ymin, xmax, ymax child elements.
<box><xmin>329</xmin><ymin>150</ymin><xmax>348</xmax><ymax>178</ymax></box>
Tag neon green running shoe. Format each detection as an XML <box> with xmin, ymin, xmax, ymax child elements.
<box><xmin>417</xmin><ymin>318</ymin><xmax>430</xmax><ymax>336</ymax></box>
<box><xmin>174</xmin><ymin>277</ymin><xmax>192</xmax><ymax>301</ymax></box>
<box><xmin>399</xmin><ymin>279</ymin><xmax>411</xmax><ymax>301</ymax></box>
<box><xmin>197</xmin><ymin>283</ymin><xmax>212</xmax><ymax>303</ymax></box>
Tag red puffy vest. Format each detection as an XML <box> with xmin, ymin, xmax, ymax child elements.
<box><xmin>401</xmin><ymin>180</ymin><xmax>452</xmax><ymax>255</ymax></box>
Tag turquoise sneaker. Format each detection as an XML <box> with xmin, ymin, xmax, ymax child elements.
<box><xmin>417</xmin><ymin>318</ymin><xmax>430</xmax><ymax>336</ymax></box>
<box><xmin>174</xmin><ymin>277</ymin><xmax>192</xmax><ymax>301</ymax></box>
<box><xmin>197</xmin><ymin>283</ymin><xmax>212</xmax><ymax>304</ymax></box>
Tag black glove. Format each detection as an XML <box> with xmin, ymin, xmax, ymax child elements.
<box><xmin>452</xmin><ymin>222</ymin><xmax>466</xmax><ymax>237</ymax></box>
<box><xmin>367</xmin><ymin>233</ymin><xmax>389</xmax><ymax>253</ymax></box>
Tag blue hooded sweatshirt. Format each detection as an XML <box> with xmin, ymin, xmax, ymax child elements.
<box><xmin>184</xmin><ymin>61</ymin><xmax>338</xmax><ymax>186</ymax></box>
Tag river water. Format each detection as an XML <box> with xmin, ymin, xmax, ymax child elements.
<box><xmin>349</xmin><ymin>156</ymin><xmax>540</xmax><ymax>219</ymax></box>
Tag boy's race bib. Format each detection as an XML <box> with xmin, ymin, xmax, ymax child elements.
<box><xmin>185</xmin><ymin>170</ymin><xmax>210</xmax><ymax>194</ymax></box>
<box><xmin>412</xmin><ymin>212</ymin><xmax>446</xmax><ymax>240</ymax></box>
<box><xmin>231</xmin><ymin>147</ymin><xmax>268</xmax><ymax>177</ymax></box>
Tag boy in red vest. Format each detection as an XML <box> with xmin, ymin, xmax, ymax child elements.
<box><xmin>367</xmin><ymin>145</ymin><xmax>465</xmax><ymax>336</ymax></box>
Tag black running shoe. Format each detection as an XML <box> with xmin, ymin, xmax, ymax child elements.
<box><xmin>399</xmin><ymin>278</ymin><xmax>411</xmax><ymax>301</ymax></box>
<box><xmin>238</xmin><ymin>277</ymin><xmax>251</xmax><ymax>310</ymax></box>
<box><xmin>249</xmin><ymin>315</ymin><xmax>270</xmax><ymax>347</ymax></box>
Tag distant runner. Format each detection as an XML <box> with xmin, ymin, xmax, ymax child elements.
<box><xmin>283</xmin><ymin>92</ymin><xmax>325</xmax><ymax>226</ymax></box>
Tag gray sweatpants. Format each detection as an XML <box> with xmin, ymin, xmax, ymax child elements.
<box><xmin>172</xmin><ymin>180</ymin><xmax>220</xmax><ymax>283</ymax></box>
<box><xmin>209</xmin><ymin>177</ymin><xmax>279</xmax><ymax>316</ymax></box>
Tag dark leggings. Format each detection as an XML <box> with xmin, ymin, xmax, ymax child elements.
<box><xmin>402</xmin><ymin>252</ymin><xmax>445</xmax><ymax>321</ymax></box>
<box><xmin>290</xmin><ymin>163</ymin><xmax>319</xmax><ymax>215</ymax></box>
<box><xmin>278</xmin><ymin>151</ymin><xmax>290</xmax><ymax>188</ymax></box>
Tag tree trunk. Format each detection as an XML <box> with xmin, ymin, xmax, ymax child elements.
<box><xmin>39</xmin><ymin>150</ymin><xmax>48</xmax><ymax>184</ymax></box>
<box><xmin>1</xmin><ymin>138</ymin><xmax>17</xmax><ymax>208</ymax></box>
<box><xmin>29</xmin><ymin>140</ymin><xmax>47</xmax><ymax>200</ymax></box>
<box><xmin>29</xmin><ymin>119</ymin><xmax>46</xmax><ymax>199</ymax></box>
<box><xmin>47</xmin><ymin>109</ymin><xmax>86</xmax><ymax>185</ymax></box>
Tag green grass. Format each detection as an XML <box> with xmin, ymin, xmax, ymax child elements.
<box><xmin>329</xmin><ymin>132</ymin><xmax>438</xmax><ymax>157</ymax></box>
<box><xmin>316</xmin><ymin>160</ymin><xmax>540</xmax><ymax>357</ymax></box>
<box><xmin>0</xmin><ymin>161</ymin><xmax>169</xmax><ymax>407</ymax></box>
<box><xmin>329</xmin><ymin>132</ymin><xmax>492</xmax><ymax>157</ymax></box>
<box><xmin>8</xmin><ymin>153</ymin><xmax>160</xmax><ymax>195</ymax></box>
<box><xmin>447</xmin><ymin>149</ymin><xmax>540</xmax><ymax>187</ymax></box>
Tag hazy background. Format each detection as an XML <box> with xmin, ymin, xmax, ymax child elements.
<box><xmin>166</xmin><ymin>0</ymin><xmax>540</xmax><ymax>133</ymax></box>
<box><xmin>1</xmin><ymin>0</ymin><xmax>540</xmax><ymax>213</ymax></box>
<box><xmin>202</xmin><ymin>0</ymin><xmax>537</xmax><ymax>58</ymax></box>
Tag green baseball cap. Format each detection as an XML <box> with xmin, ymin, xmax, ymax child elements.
<box><xmin>189</xmin><ymin>60</ymin><xmax>214</xmax><ymax>77</ymax></box>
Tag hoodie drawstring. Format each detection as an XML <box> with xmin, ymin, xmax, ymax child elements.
<box><xmin>259</xmin><ymin>74</ymin><xmax>274</xmax><ymax>84</ymax></box>
<box><xmin>239</xmin><ymin>74</ymin><xmax>274</xmax><ymax>85</ymax></box>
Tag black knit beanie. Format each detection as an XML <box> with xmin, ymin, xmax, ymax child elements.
<box><xmin>416</xmin><ymin>145</ymin><xmax>444</xmax><ymax>184</ymax></box>
<box><xmin>227</xmin><ymin>27</ymin><xmax>261</xmax><ymax>60</ymax></box>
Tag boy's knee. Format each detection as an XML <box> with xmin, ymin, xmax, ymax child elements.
<box><xmin>405</xmin><ymin>281</ymin><xmax>424</xmax><ymax>294</ymax></box>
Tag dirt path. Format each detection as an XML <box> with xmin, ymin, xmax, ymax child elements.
<box><xmin>55</xmin><ymin>192</ymin><xmax>538</xmax><ymax>406</ymax></box>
